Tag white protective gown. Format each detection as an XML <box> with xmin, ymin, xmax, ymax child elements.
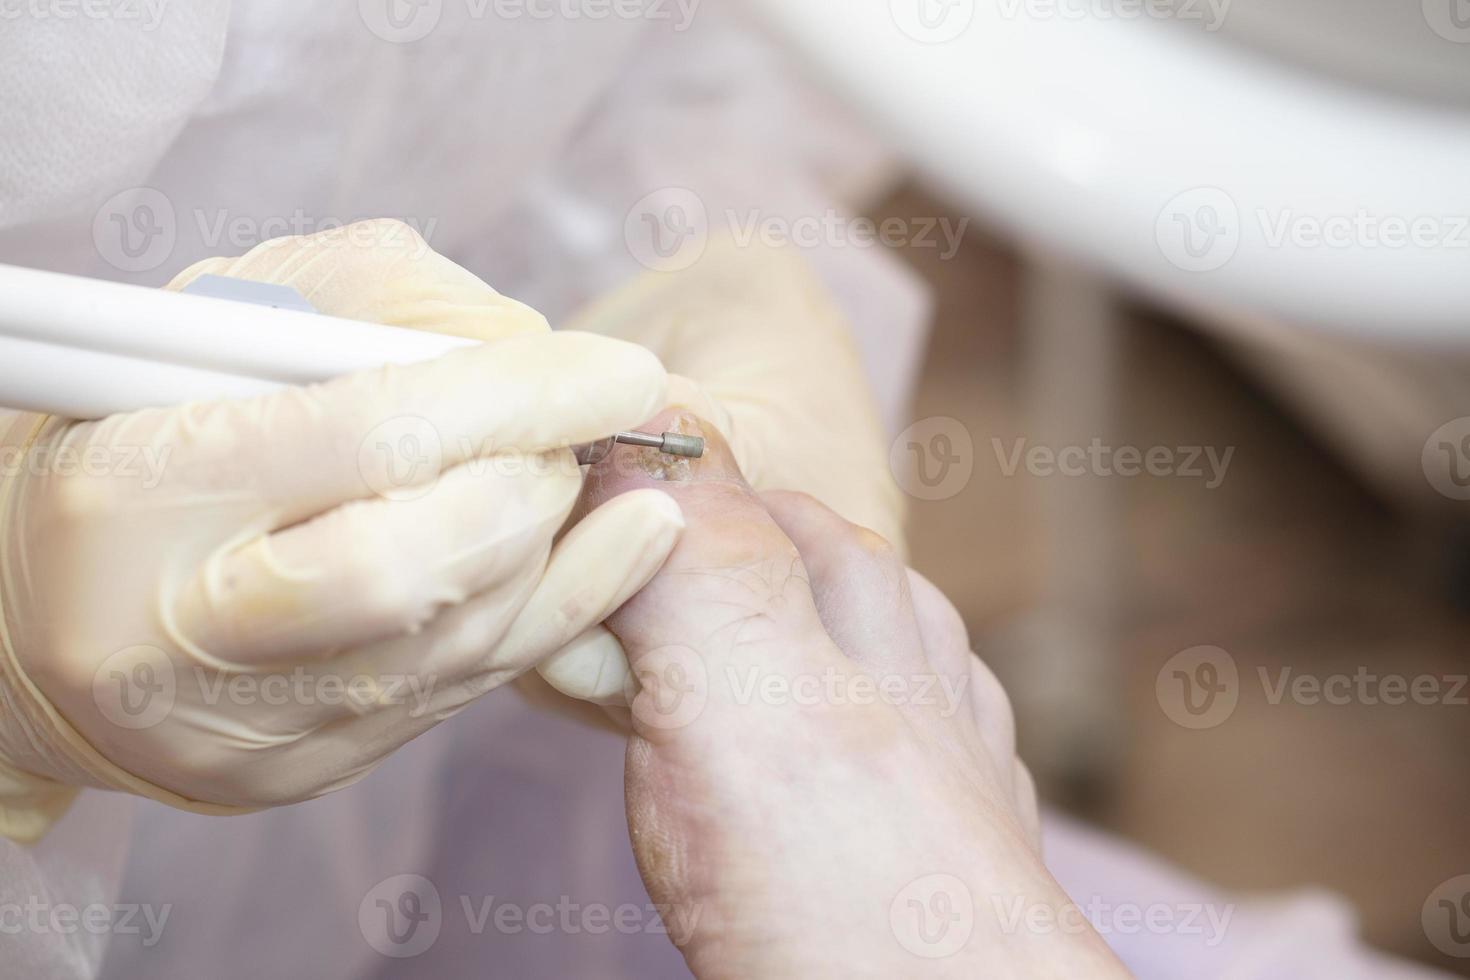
<box><xmin>0</xmin><ymin>4</ymin><xmax>1444</xmax><ymax>978</ymax></box>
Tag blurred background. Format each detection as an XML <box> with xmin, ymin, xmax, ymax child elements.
<box><xmin>882</xmin><ymin>188</ymin><xmax>1470</xmax><ymax>973</ymax></box>
<box><xmin>739</xmin><ymin>0</ymin><xmax>1470</xmax><ymax>973</ymax></box>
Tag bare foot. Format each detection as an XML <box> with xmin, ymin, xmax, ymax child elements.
<box><xmin>582</xmin><ymin>412</ymin><xmax>1129</xmax><ymax>979</ymax></box>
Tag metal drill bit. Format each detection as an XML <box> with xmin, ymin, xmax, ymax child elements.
<box><xmin>572</xmin><ymin>431</ymin><xmax>706</xmax><ymax>466</ymax></box>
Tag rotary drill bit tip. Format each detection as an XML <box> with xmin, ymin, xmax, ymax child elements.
<box><xmin>659</xmin><ymin>432</ymin><xmax>706</xmax><ymax>458</ymax></box>
<box><xmin>572</xmin><ymin>431</ymin><xmax>707</xmax><ymax>466</ymax></box>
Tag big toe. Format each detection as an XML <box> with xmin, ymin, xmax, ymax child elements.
<box><xmin>580</xmin><ymin>412</ymin><xmax>831</xmax><ymax>733</ymax></box>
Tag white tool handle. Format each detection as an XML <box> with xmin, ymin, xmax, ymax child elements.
<box><xmin>0</xmin><ymin>334</ymin><xmax>282</xmax><ymax>418</ymax></box>
<box><xmin>0</xmin><ymin>263</ymin><xmax>475</xmax><ymax>419</ymax></box>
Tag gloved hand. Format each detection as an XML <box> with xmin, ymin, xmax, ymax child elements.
<box><xmin>536</xmin><ymin>236</ymin><xmax>905</xmax><ymax>704</ymax></box>
<box><xmin>0</xmin><ymin>220</ymin><xmax>683</xmax><ymax>843</ymax></box>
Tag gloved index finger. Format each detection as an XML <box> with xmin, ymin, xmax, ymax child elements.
<box><xmin>156</xmin><ymin>330</ymin><xmax>667</xmax><ymax>529</ymax></box>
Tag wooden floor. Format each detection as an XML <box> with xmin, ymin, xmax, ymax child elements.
<box><xmin>877</xmin><ymin>186</ymin><xmax>1470</xmax><ymax>974</ymax></box>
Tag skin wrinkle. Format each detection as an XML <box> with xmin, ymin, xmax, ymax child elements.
<box><xmin>685</xmin><ymin>570</ymin><xmax>805</xmax><ymax>664</ymax></box>
<box><xmin>626</xmin><ymin>736</ymin><xmax>704</xmax><ymax>935</ymax></box>
<box><xmin>671</xmin><ymin>557</ymin><xmax>810</xmax><ymax>617</ymax></box>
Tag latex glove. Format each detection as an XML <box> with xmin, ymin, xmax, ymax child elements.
<box><xmin>0</xmin><ymin>221</ymin><xmax>682</xmax><ymax>843</ymax></box>
<box><xmin>538</xmin><ymin>236</ymin><xmax>904</xmax><ymax>704</ymax></box>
